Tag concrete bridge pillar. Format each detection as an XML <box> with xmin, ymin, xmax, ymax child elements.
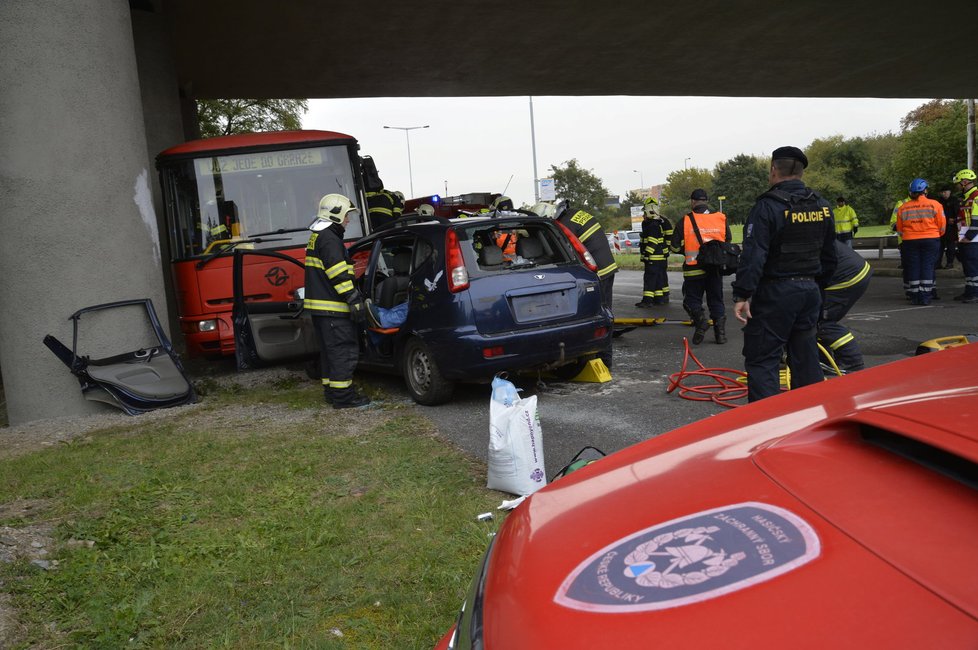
<box><xmin>0</xmin><ymin>0</ymin><xmax>169</xmax><ymax>424</ymax></box>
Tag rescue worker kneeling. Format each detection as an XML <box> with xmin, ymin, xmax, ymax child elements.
<box><xmin>818</xmin><ymin>241</ymin><xmax>872</xmax><ymax>373</ymax></box>
<box><xmin>305</xmin><ymin>194</ymin><xmax>380</xmax><ymax>409</ymax></box>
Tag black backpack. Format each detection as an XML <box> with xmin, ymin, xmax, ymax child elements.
<box><xmin>689</xmin><ymin>214</ymin><xmax>741</xmax><ymax>275</ymax></box>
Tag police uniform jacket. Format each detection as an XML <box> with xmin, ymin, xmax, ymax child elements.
<box><xmin>304</xmin><ymin>222</ymin><xmax>358</xmax><ymax>317</ymax></box>
<box><xmin>558</xmin><ymin>209</ymin><xmax>619</xmax><ymax>278</ymax></box>
<box><xmin>731</xmin><ymin>179</ymin><xmax>837</xmax><ymax>302</ymax></box>
<box><xmin>640</xmin><ymin>215</ymin><xmax>673</xmax><ymax>263</ymax></box>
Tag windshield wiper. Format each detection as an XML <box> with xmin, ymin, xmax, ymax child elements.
<box><xmin>195</xmin><ymin>237</ymin><xmax>292</xmax><ymax>270</ymax></box>
<box><xmin>247</xmin><ymin>227</ymin><xmax>309</xmax><ymax>238</ymax></box>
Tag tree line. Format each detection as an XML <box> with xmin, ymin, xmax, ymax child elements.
<box><xmin>551</xmin><ymin>99</ymin><xmax>970</xmax><ymax>230</ymax></box>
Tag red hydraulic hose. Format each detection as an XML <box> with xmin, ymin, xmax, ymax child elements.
<box><xmin>667</xmin><ymin>337</ymin><xmax>748</xmax><ymax>407</ymax></box>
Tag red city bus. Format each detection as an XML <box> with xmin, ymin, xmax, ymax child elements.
<box><xmin>156</xmin><ymin>130</ymin><xmax>370</xmax><ymax>358</ymax></box>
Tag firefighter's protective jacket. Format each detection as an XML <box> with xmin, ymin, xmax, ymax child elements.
<box><xmin>640</xmin><ymin>215</ymin><xmax>673</xmax><ymax>263</ymax></box>
<box><xmin>304</xmin><ymin>222</ymin><xmax>359</xmax><ymax>317</ymax></box>
<box><xmin>558</xmin><ymin>209</ymin><xmax>618</xmax><ymax>278</ymax></box>
<box><xmin>367</xmin><ymin>190</ymin><xmax>395</xmax><ymax>229</ymax></box>
<box><xmin>960</xmin><ymin>186</ymin><xmax>978</xmax><ymax>241</ymax></box>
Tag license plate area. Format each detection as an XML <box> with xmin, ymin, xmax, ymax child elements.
<box><xmin>511</xmin><ymin>289</ymin><xmax>574</xmax><ymax>323</ymax></box>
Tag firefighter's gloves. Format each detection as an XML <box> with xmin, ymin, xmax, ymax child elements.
<box><xmin>350</xmin><ymin>299</ymin><xmax>383</xmax><ymax>329</ymax></box>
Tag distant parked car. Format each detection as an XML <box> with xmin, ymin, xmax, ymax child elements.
<box><xmin>610</xmin><ymin>230</ymin><xmax>640</xmax><ymax>254</ymax></box>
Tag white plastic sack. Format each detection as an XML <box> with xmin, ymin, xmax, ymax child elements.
<box><xmin>487</xmin><ymin>375</ymin><xmax>547</xmax><ymax>496</ymax></box>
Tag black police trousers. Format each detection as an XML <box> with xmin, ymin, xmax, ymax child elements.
<box><xmin>313</xmin><ymin>315</ymin><xmax>359</xmax><ymax>391</ymax></box>
<box><xmin>817</xmin><ymin>274</ymin><xmax>871</xmax><ymax>372</ymax></box>
<box><xmin>682</xmin><ymin>270</ymin><xmax>724</xmax><ymax>320</ymax></box>
<box><xmin>743</xmin><ymin>279</ymin><xmax>822</xmax><ymax>402</ymax></box>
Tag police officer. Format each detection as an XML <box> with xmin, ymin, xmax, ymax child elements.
<box><xmin>305</xmin><ymin>194</ymin><xmax>379</xmax><ymax>409</ymax></box>
<box><xmin>953</xmin><ymin>169</ymin><xmax>978</xmax><ymax>302</ymax></box>
<box><xmin>555</xmin><ymin>201</ymin><xmax>617</xmax><ymax>367</ymax></box>
<box><xmin>833</xmin><ymin>197</ymin><xmax>859</xmax><ymax>247</ymax></box>
<box><xmin>669</xmin><ymin>189</ymin><xmax>731</xmax><ymax>344</ymax></box>
<box><xmin>818</xmin><ymin>240</ymin><xmax>872</xmax><ymax>373</ymax></box>
<box><xmin>732</xmin><ymin>146</ymin><xmax>837</xmax><ymax>402</ymax></box>
<box><xmin>635</xmin><ymin>197</ymin><xmax>674</xmax><ymax>307</ymax></box>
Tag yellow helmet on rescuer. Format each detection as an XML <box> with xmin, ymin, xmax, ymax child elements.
<box><xmin>310</xmin><ymin>193</ymin><xmax>359</xmax><ymax>231</ymax></box>
<box><xmin>643</xmin><ymin>196</ymin><xmax>660</xmax><ymax>216</ymax></box>
<box><xmin>953</xmin><ymin>169</ymin><xmax>977</xmax><ymax>183</ymax></box>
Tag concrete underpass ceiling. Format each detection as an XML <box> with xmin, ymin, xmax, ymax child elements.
<box><xmin>160</xmin><ymin>1</ymin><xmax>975</xmax><ymax>101</ymax></box>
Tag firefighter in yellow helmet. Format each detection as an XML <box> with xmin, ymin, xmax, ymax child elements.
<box><xmin>554</xmin><ymin>201</ymin><xmax>617</xmax><ymax>367</ymax></box>
<box><xmin>635</xmin><ymin>196</ymin><xmax>673</xmax><ymax>308</ymax></box>
<box><xmin>305</xmin><ymin>194</ymin><xmax>379</xmax><ymax>408</ymax></box>
<box><xmin>953</xmin><ymin>168</ymin><xmax>978</xmax><ymax>302</ymax></box>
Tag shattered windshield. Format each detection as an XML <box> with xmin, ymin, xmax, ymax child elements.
<box><xmin>161</xmin><ymin>144</ymin><xmax>363</xmax><ymax>260</ymax></box>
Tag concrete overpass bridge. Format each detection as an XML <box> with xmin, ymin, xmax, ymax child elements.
<box><xmin>0</xmin><ymin>0</ymin><xmax>972</xmax><ymax>424</ymax></box>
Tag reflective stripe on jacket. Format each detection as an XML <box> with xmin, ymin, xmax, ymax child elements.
<box><xmin>896</xmin><ymin>196</ymin><xmax>945</xmax><ymax>240</ymax></box>
<box><xmin>834</xmin><ymin>204</ymin><xmax>859</xmax><ymax>234</ymax></box>
<box><xmin>304</xmin><ymin>224</ymin><xmax>355</xmax><ymax>316</ymax></box>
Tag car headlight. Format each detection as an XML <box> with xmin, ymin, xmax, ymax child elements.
<box><xmin>197</xmin><ymin>319</ymin><xmax>218</xmax><ymax>332</ymax></box>
<box><xmin>448</xmin><ymin>537</ymin><xmax>494</xmax><ymax>650</ymax></box>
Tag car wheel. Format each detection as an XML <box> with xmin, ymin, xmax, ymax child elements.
<box><xmin>549</xmin><ymin>357</ymin><xmax>590</xmax><ymax>382</ymax></box>
<box><xmin>402</xmin><ymin>337</ymin><xmax>455</xmax><ymax>405</ymax></box>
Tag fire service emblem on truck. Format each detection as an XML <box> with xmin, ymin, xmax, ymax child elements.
<box><xmin>554</xmin><ymin>502</ymin><xmax>820</xmax><ymax>613</ymax></box>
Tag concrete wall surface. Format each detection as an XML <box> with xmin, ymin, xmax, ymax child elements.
<box><xmin>0</xmin><ymin>0</ymin><xmax>168</xmax><ymax>425</ymax></box>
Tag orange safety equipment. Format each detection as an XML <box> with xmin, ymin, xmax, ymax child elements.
<box><xmin>895</xmin><ymin>196</ymin><xmax>946</xmax><ymax>241</ymax></box>
<box><xmin>682</xmin><ymin>211</ymin><xmax>728</xmax><ymax>266</ymax></box>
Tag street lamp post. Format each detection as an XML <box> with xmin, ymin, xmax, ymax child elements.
<box><xmin>684</xmin><ymin>157</ymin><xmax>691</xmax><ymax>170</ymax></box>
<box><xmin>633</xmin><ymin>169</ymin><xmax>644</xmax><ymax>190</ymax></box>
<box><xmin>383</xmin><ymin>124</ymin><xmax>429</xmax><ymax>197</ymax></box>
<box><xmin>718</xmin><ymin>195</ymin><xmax>726</xmax><ymax>212</ymax></box>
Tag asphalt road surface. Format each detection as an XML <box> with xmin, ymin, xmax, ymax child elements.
<box><xmin>363</xmin><ymin>266</ymin><xmax>978</xmax><ymax>474</ymax></box>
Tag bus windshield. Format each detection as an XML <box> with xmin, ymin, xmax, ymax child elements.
<box><xmin>161</xmin><ymin>144</ymin><xmax>363</xmax><ymax>261</ymax></box>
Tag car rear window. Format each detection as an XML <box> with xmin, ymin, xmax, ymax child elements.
<box><xmin>454</xmin><ymin>219</ymin><xmax>576</xmax><ymax>275</ymax></box>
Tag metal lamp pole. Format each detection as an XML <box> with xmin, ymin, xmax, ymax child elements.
<box><xmin>684</xmin><ymin>157</ymin><xmax>691</xmax><ymax>170</ymax></box>
<box><xmin>633</xmin><ymin>169</ymin><xmax>644</xmax><ymax>190</ymax></box>
<box><xmin>383</xmin><ymin>125</ymin><xmax>429</xmax><ymax>197</ymax></box>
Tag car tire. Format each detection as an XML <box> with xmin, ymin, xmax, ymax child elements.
<box><xmin>549</xmin><ymin>357</ymin><xmax>590</xmax><ymax>382</ymax></box>
<box><xmin>402</xmin><ymin>337</ymin><xmax>455</xmax><ymax>405</ymax></box>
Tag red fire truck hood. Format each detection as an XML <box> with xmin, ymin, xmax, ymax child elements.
<box><xmin>475</xmin><ymin>344</ymin><xmax>978</xmax><ymax>649</ymax></box>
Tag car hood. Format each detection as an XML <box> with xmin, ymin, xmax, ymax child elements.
<box><xmin>481</xmin><ymin>345</ymin><xmax>978</xmax><ymax>648</ymax></box>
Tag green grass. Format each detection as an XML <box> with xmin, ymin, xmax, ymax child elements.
<box><xmin>0</xmin><ymin>380</ymin><xmax>499</xmax><ymax>648</ymax></box>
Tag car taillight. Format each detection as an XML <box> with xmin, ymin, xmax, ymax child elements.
<box><xmin>482</xmin><ymin>346</ymin><xmax>504</xmax><ymax>358</ymax></box>
<box><xmin>446</xmin><ymin>229</ymin><xmax>469</xmax><ymax>292</ymax></box>
<box><xmin>593</xmin><ymin>326</ymin><xmax>608</xmax><ymax>340</ymax></box>
<box><xmin>556</xmin><ymin>221</ymin><xmax>598</xmax><ymax>272</ymax></box>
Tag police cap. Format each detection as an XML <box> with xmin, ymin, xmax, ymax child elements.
<box><xmin>771</xmin><ymin>146</ymin><xmax>808</xmax><ymax>169</ymax></box>
<box><xmin>690</xmin><ymin>188</ymin><xmax>709</xmax><ymax>201</ymax></box>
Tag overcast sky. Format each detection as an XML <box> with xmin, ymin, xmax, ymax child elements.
<box><xmin>303</xmin><ymin>96</ymin><xmax>929</xmax><ymax>206</ymax></box>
